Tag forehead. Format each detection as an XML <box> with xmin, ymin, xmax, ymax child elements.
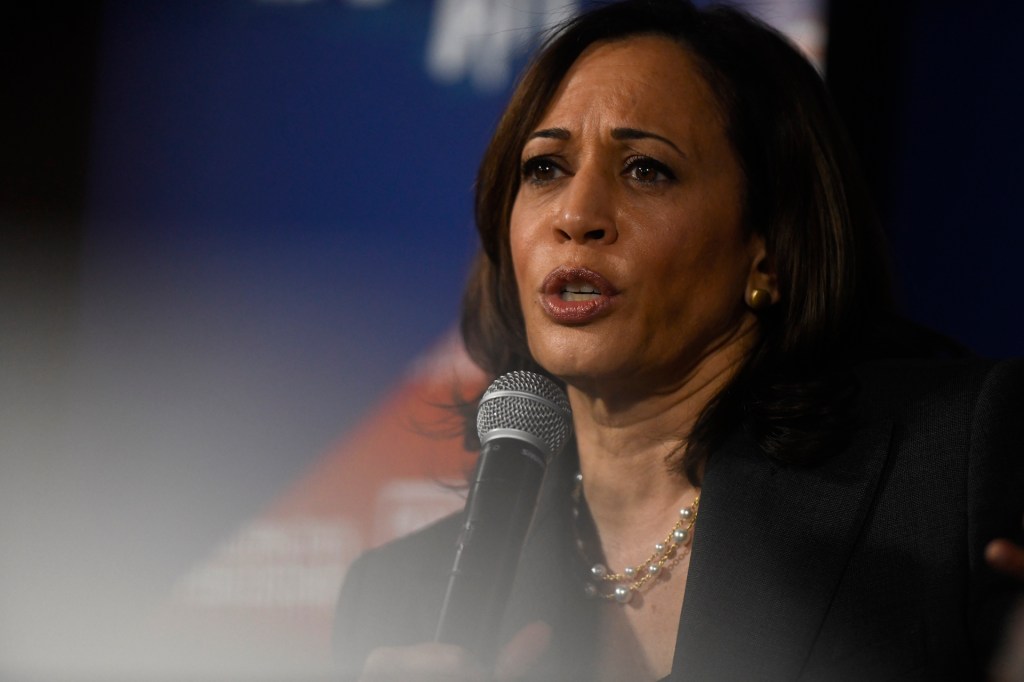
<box><xmin>534</xmin><ymin>34</ymin><xmax>725</xmax><ymax>139</ymax></box>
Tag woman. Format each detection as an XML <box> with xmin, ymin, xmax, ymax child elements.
<box><xmin>335</xmin><ymin>1</ymin><xmax>1024</xmax><ymax>680</ymax></box>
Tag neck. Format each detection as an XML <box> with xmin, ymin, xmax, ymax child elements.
<box><xmin>567</xmin><ymin>322</ymin><xmax>753</xmax><ymax>538</ymax></box>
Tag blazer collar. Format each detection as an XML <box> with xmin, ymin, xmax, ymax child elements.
<box><xmin>671</xmin><ymin>415</ymin><xmax>894</xmax><ymax>681</ymax></box>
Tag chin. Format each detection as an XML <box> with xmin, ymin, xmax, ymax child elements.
<box><xmin>525</xmin><ymin>323</ymin><xmax>635</xmax><ymax>385</ymax></box>
<box><xmin>530</xmin><ymin>347</ymin><xmax>627</xmax><ymax>388</ymax></box>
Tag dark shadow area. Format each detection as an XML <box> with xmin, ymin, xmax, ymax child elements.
<box><xmin>828</xmin><ymin>0</ymin><xmax>1024</xmax><ymax>357</ymax></box>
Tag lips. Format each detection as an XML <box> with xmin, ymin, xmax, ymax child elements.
<box><xmin>539</xmin><ymin>266</ymin><xmax>619</xmax><ymax>324</ymax></box>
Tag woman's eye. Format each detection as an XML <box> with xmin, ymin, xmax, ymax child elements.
<box><xmin>521</xmin><ymin>157</ymin><xmax>564</xmax><ymax>184</ymax></box>
<box><xmin>625</xmin><ymin>156</ymin><xmax>676</xmax><ymax>184</ymax></box>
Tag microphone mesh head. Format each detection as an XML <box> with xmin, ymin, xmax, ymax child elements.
<box><xmin>477</xmin><ymin>371</ymin><xmax>573</xmax><ymax>460</ymax></box>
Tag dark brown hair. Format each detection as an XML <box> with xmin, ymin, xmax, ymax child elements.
<box><xmin>460</xmin><ymin>0</ymin><xmax>894</xmax><ymax>481</ymax></box>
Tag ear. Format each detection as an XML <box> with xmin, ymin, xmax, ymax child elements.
<box><xmin>744</xmin><ymin>234</ymin><xmax>778</xmax><ymax>310</ymax></box>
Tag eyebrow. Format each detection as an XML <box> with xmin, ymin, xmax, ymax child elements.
<box><xmin>527</xmin><ymin>127</ymin><xmax>571</xmax><ymax>141</ymax></box>
<box><xmin>611</xmin><ymin>128</ymin><xmax>686</xmax><ymax>157</ymax></box>
<box><xmin>525</xmin><ymin>127</ymin><xmax>686</xmax><ymax>157</ymax></box>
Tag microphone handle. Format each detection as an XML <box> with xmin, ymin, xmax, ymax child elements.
<box><xmin>433</xmin><ymin>437</ymin><xmax>546</xmax><ymax>662</ymax></box>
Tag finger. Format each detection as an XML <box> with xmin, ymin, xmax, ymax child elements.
<box><xmin>361</xmin><ymin>642</ymin><xmax>486</xmax><ymax>682</ymax></box>
<box><xmin>493</xmin><ymin>621</ymin><xmax>553</xmax><ymax>680</ymax></box>
<box><xmin>992</xmin><ymin>605</ymin><xmax>1024</xmax><ymax>682</ymax></box>
<box><xmin>986</xmin><ymin>539</ymin><xmax>1024</xmax><ymax>581</ymax></box>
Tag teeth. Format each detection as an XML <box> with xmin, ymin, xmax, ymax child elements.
<box><xmin>557</xmin><ymin>280</ymin><xmax>602</xmax><ymax>302</ymax></box>
<box><xmin>561</xmin><ymin>291</ymin><xmax>598</xmax><ymax>302</ymax></box>
<box><xmin>561</xmin><ymin>282</ymin><xmax>600</xmax><ymax>302</ymax></box>
<box><xmin>563</xmin><ymin>283</ymin><xmax>599</xmax><ymax>294</ymax></box>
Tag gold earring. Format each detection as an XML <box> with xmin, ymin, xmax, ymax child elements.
<box><xmin>749</xmin><ymin>288</ymin><xmax>772</xmax><ymax>310</ymax></box>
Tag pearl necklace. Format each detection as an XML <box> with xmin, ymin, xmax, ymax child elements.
<box><xmin>571</xmin><ymin>473</ymin><xmax>699</xmax><ymax>604</ymax></box>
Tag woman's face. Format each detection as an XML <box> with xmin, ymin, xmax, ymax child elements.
<box><xmin>510</xmin><ymin>35</ymin><xmax>770</xmax><ymax>396</ymax></box>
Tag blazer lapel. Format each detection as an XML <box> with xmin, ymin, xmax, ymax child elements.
<box><xmin>671</xmin><ymin>415</ymin><xmax>894</xmax><ymax>681</ymax></box>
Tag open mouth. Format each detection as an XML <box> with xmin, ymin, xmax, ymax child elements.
<box><xmin>540</xmin><ymin>266</ymin><xmax>619</xmax><ymax>324</ymax></box>
<box><xmin>561</xmin><ymin>282</ymin><xmax>601</xmax><ymax>301</ymax></box>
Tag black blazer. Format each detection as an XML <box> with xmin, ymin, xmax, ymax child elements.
<box><xmin>334</xmin><ymin>358</ymin><xmax>1024</xmax><ymax>681</ymax></box>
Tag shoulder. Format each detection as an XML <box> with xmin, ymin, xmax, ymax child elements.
<box><xmin>333</xmin><ymin>512</ymin><xmax>463</xmax><ymax>678</ymax></box>
<box><xmin>346</xmin><ymin>512</ymin><xmax>464</xmax><ymax>579</ymax></box>
<box><xmin>855</xmin><ymin>354</ymin><xmax>1021</xmax><ymax>395</ymax></box>
<box><xmin>852</xmin><ymin>356</ymin><xmax>1024</xmax><ymax>585</ymax></box>
<box><xmin>854</xmin><ymin>356</ymin><xmax>1024</xmax><ymax>426</ymax></box>
<box><xmin>824</xmin><ymin>358</ymin><xmax>1024</xmax><ymax>673</ymax></box>
<box><xmin>851</xmin><ymin>356</ymin><xmax>1024</xmax><ymax>471</ymax></box>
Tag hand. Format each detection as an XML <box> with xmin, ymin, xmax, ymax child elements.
<box><xmin>987</xmin><ymin>522</ymin><xmax>1024</xmax><ymax>681</ymax></box>
<box><xmin>493</xmin><ymin>621</ymin><xmax>553</xmax><ymax>679</ymax></box>
<box><xmin>359</xmin><ymin>642</ymin><xmax>486</xmax><ymax>682</ymax></box>
<box><xmin>987</xmin><ymin>539</ymin><xmax>1024</xmax><ymax>582</ymax></box>
<box><xmin>358</xmin><ymin>621</ymin><xmax>552</xmax><ymax>682</ymax></box>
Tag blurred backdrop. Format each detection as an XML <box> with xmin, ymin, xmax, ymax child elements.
<box><xmin>1</xmin><ymin>0</ymin><xmax>1021</xmax><ymax>678</ymax></box>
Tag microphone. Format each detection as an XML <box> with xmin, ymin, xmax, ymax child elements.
<box><xmin>434</xmin><ymin>370</ymin><xmax>573</xmax><ymax>661</ymax></box>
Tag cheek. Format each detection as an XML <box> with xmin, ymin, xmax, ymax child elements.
<box><xmin>628</xmin><ymin>225</ymin><xmax>701</xmax><ymax>282</ymax></box>
<box><xmin>509</xmin><ymin>204</ymin><xmax>536</xmax><ymax>294</ymax></box>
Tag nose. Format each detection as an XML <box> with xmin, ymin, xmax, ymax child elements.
<box><xmin>551</xmin><ymin>166</ymin><xmax>618</xmax><ymax>245</ymax></box>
